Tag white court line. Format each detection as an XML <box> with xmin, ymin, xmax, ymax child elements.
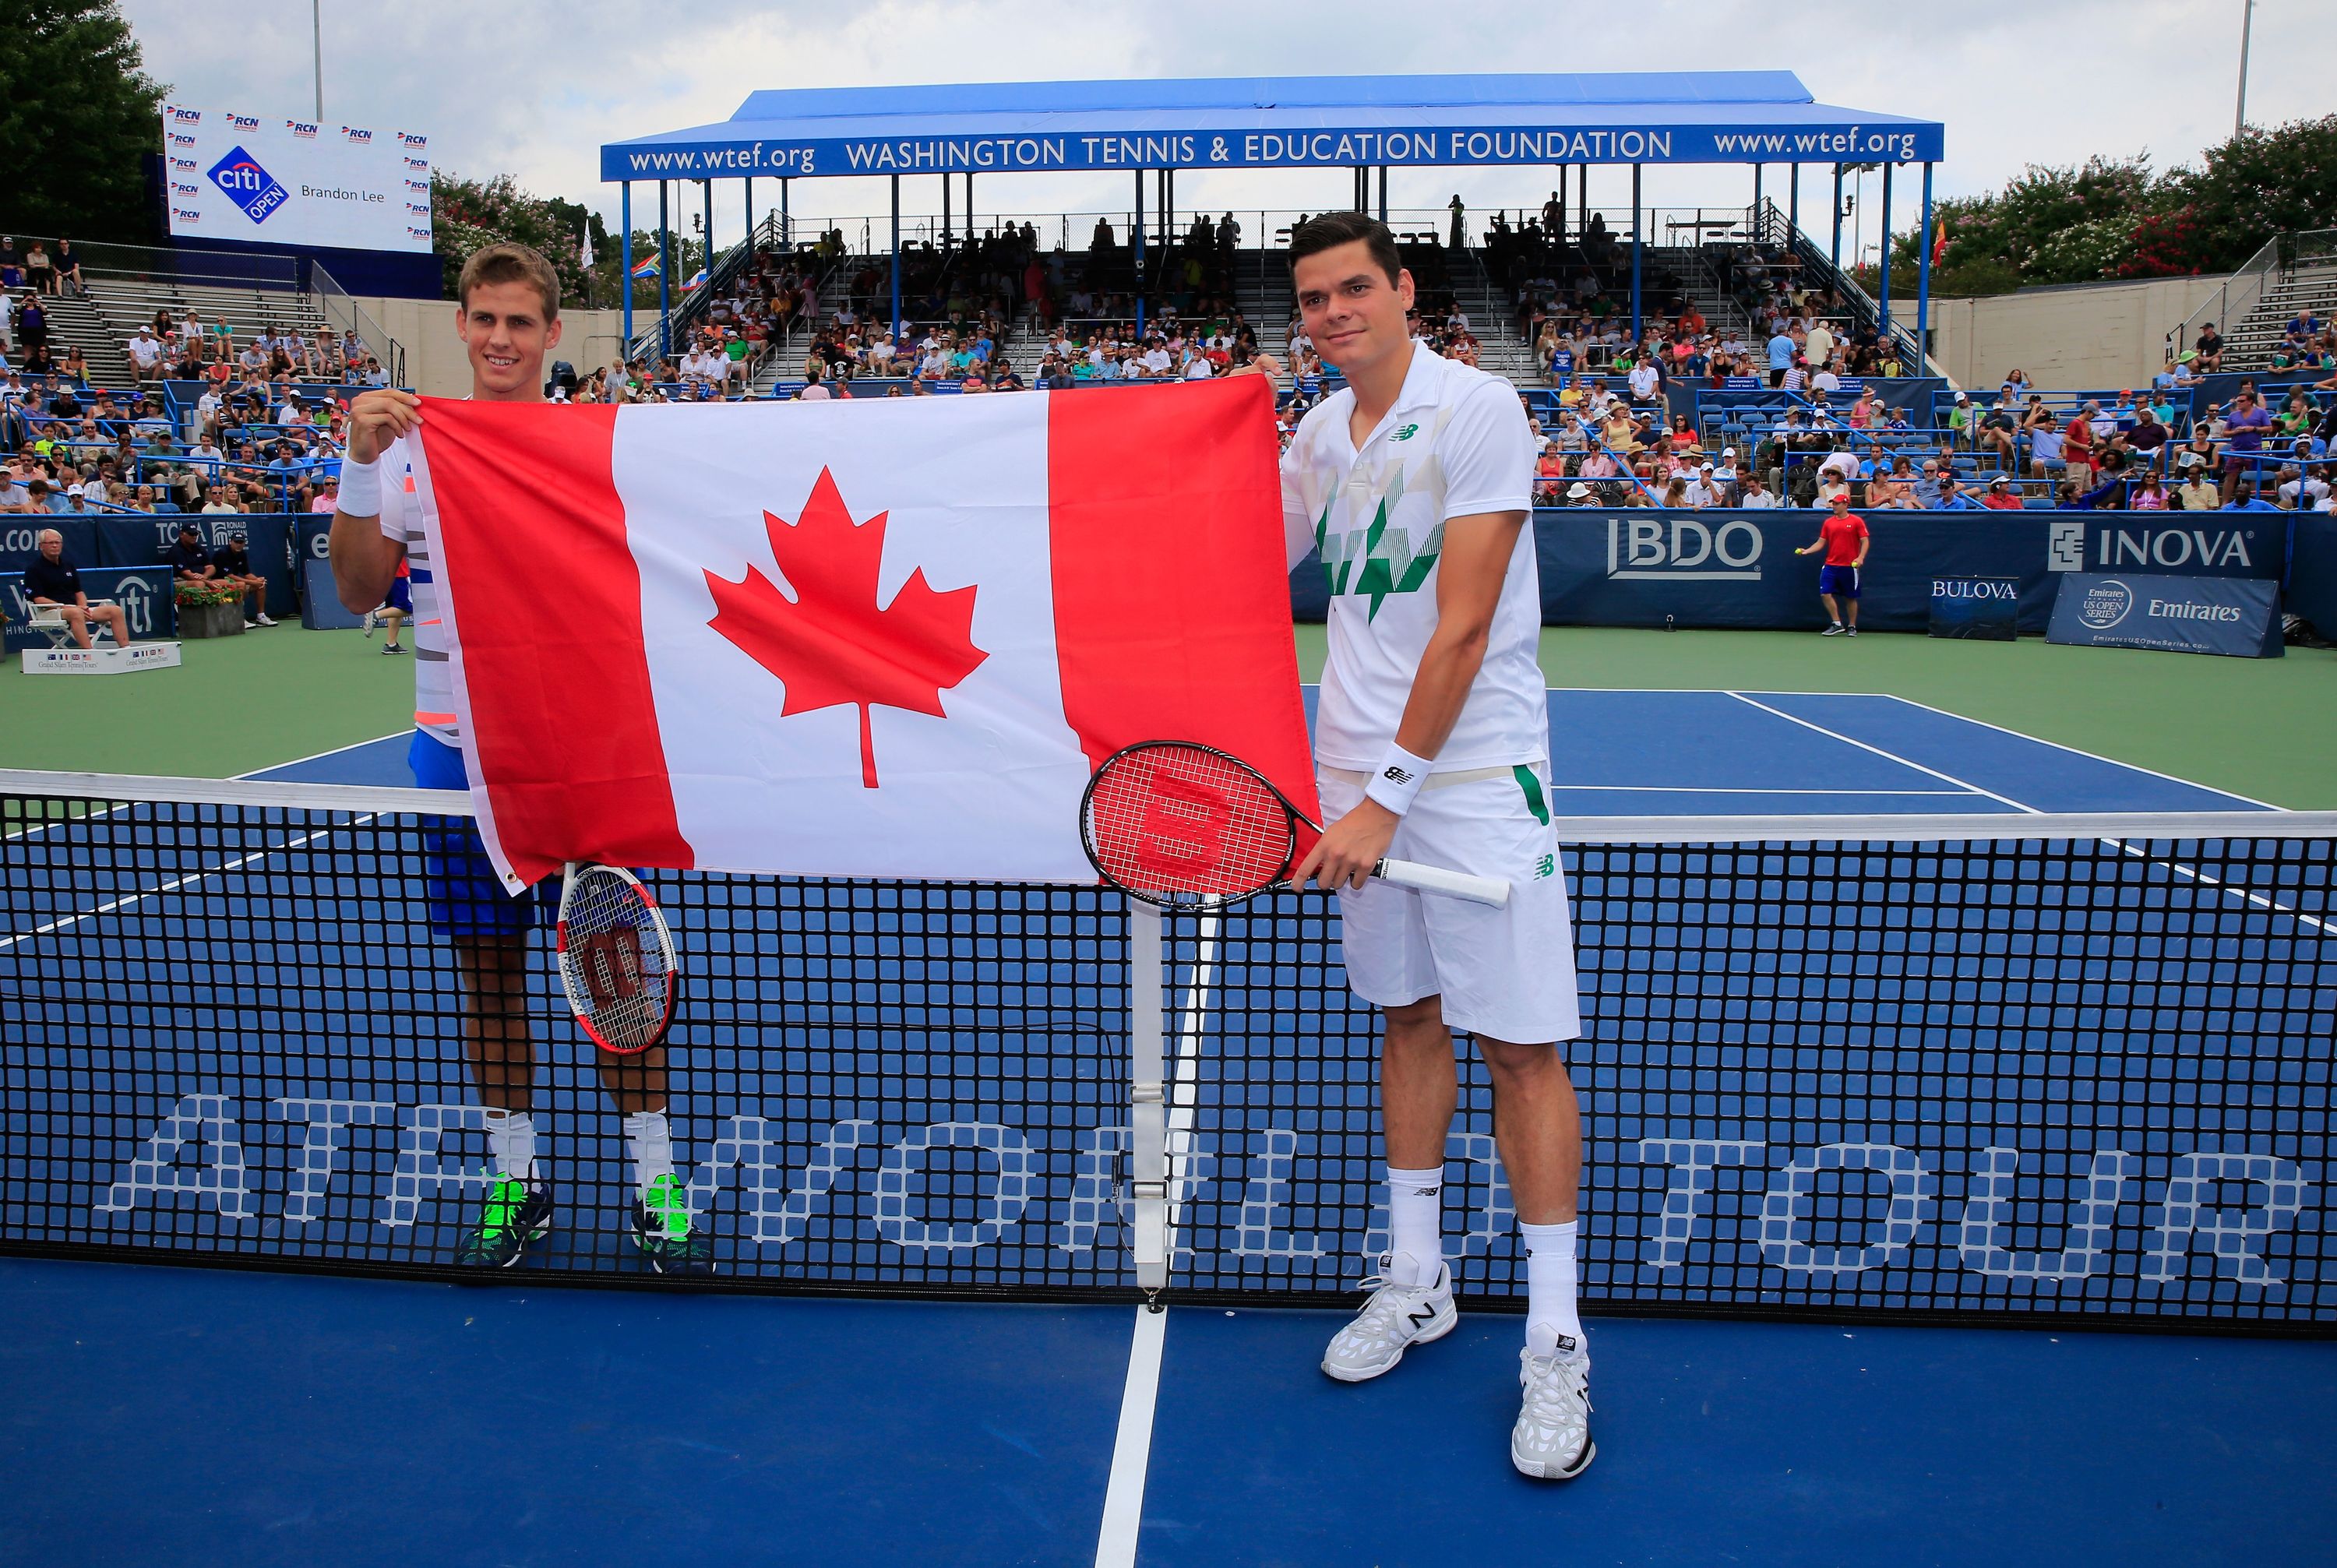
<box><xmin>233</xmin><ymin>728</ymin><xmax>412</xmax><ymax>782</ymax></box>
<box><xmin>0</xmin><ymin>816</ymin><xmax>371</xmax><ymax>952</ymax></box>
<box><xmin>1725</xmin><ymin>692</ymin><xmax>2335</xmax><ymax>936</ymax></box>
<box><xmin>1869</xmin><ymin>693</ymin><xmax>2280</xmax><ymax>810</ymax></box>
<box><xmin>1094</xmin><ymin>1307</ymin><xmax>1168</xmax><ymax>1568</ymax></box>
<box><xmin>1093</xmin><ymin>911</ymin><xmax>1218</xmax><ymax>1568</ymax></box>
<box><xmin>1725</xmin><ymin>692</ymin><xmax>2035</xmax><ymax>810</ymax></box>
<box><xmin>1547</xmin><ymin>784</ymin><xmax>1972</xmax><ymax>796</ymax></box>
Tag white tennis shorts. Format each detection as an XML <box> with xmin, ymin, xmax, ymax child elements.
<box><xmin>1318</xmin><ymin>763</ymin><xmax>1583</xmax><ymax>1045</ymax></box>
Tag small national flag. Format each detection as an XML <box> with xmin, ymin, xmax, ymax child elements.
<box><xmin>579</xmin><ymin>227</ymin><xmax>594</xmax><ymax>273</ymax></box>
<box><xmin>1931</xmin><ymin>216</ymin><xmax>1951</xmax><ymax>266</ymax></box>
<box><xmin>629</xmin><ymin>254</ymin><xmax>659</xmax><ymax>279</ymax></box>
<box><xmin>682</xmin><ymin>267</ymin><xmax>708</xmax><ymax>291</ymax></box>
<box><xmin>404</xmin><ymin>379</ymin><xmax>1312</xmax><ymax>889</ymax></box>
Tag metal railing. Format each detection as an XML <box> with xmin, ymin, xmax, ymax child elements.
<box><xmin>308</xmin><ymin>263</ymin><xmax>406</xmax><ymax>388</ymax></box>
<box><xmin>2166</xmin><ymin>228</ymin><xmax>2337</xmax><ymax>365</ymax></box>
<box><xmin>623</xmin><ymin>210</ymin><xmax>787</xmax><ymax>365</ymax></box>
<box><xmin>1744</xmin><ymin>198</ymin><xmax>1941</xmax><ymax>379</ymax></box>
<box><xmin>4</xmin><ymin>233</ymin><xmax>303</xmax><ymax>293</ymax></box>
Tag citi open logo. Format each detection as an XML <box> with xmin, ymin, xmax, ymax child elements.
<box><xmin>2077</xmin><ymin>579</ymin><xmax>2134</xmax><ymax>631</ymax></box>
<box><xmin>287</xmin><ymin>120</ymin><xmax>319</xmax><ymax>139</ymax></box>
<box><xmin>228</xmin><ymin>113</ymin><xmax>260</xmax><ymax>132</ymax></box>
<box><xmin>340</xmin><ymin>125</ymin><xmax>373</xmax><ymax>144</ymax></box>
<box><xmin>206</xmin><ymin>145</ymin><xmax>290</xmax><ymax>224</ymax></box>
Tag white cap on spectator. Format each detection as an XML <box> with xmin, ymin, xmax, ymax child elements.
<box><xmin>1566</xmin><ymin>482</ymin><xmax>1593</xmax><ymax>499</ymax></box>
<box><xmin>1954</xmin><ymin>391</ymin><xmax>1969</xmax><ymax>401</ymax></box>
<box><xmin>1723</xmin><ymin>446</ymin><xmax>1737</xmax><ymax>458</ymax></box>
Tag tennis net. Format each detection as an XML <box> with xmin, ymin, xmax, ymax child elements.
<box><xmin>3</xmin><ymin>771</ymin><xmax>2332</xmax><ymax>1330</ymax></box>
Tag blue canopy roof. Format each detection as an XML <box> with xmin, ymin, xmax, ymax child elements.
<box><xmin>600</xmin><ymin>72</ymin><xmax>1944</xmax><ymax>181</ymax></box>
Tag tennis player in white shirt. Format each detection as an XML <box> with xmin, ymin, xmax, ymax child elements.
<box><xmin>1280</xmin><ymin>213</ymin><xmax>1591</xmax><ymax>1480</ymax></box>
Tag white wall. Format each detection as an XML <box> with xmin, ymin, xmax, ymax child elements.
<box><xmin>1928</xmin><ymin>275</ymin><xmax>2216</xmax><ymax>390</ymax></box>
<box><xmin>343</xmin><ymin>294</ymin><xmax>633</xmax><ymax>395</ymax></box>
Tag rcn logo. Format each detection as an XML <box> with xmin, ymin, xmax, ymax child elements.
<box><xmin>405</xmin><ymin>226</ymin><xmax>431</xmax><ymax>240</ymax></box>
<box><xmin>167</xmin><ymin>131</ymin><xmax>197</xmax><ymax>146</ymax></box>
<box><xmin>169</xmin><ymin>156</ymin><xmax>197</xmax><ymax>171</ymax></box>
<box><xmin>169</xmin><ymin>180</ymin><xmax>200</xmax><ymax>196</ymax></box>
<box><xmin>228</xmin><ymin>113</ymin><xmax>260</xmax><ymax>131</ymax></box>
<box><xmin>397</xmin><ymin>131</ymin><xmax>427</xmax><ymax>147</ymax></box>
<box><xmin>341</xmin><ymin>125</ymin><xmax>373</xmax><ymax>144</ymax></box>
<box><xmin>287</xmin><ymin>120</ymin><xmax>319</xmax><ymax>139</ymax></box>
<box><xmin>1606</xmin><ymin>516</ymin><xmax>1763</xmax><ymax>582</ymax></box>
<box><xmin>167</xmin><ymin>105</ymin><xmax>202</xmax><ymax>123</ymax></box>
<box><xmin>404</xmin><ymin>201</ymin><xmax>430</xmax><ymax>215</ymax></box>
<box><xmin>404</xmin><ymin>178</ymin><xmax>429</xmax><ymax>192</ymax></box>
<box><xmin>402</xmin><ymin>155</ymin><xmax>428</xmax><ymax>170</ymax></box>
<box><xmin>207</xmin><ymin>145</ymin><xmax>290</xmax><ymax>224</ymax></box>
<box><xmin>171</xmin><ymin>206</ymin><xmax>205</xmax><ymax>224</ymax></box>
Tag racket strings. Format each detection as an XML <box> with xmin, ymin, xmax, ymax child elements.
<box><xmin>559</xmin><ymin>869</ymin><xmax>675</xmax><ymax>1051</ymax></box>
<box><xmin>1084</xmin><ymin>745</ymin><xmax>1295</xmax><ymax>905</ymax></box>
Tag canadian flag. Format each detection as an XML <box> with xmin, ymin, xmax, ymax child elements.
<box><xmin>406</xmin><ymin>379</ymin><xmax>1317</xmax><ymax>890</ymax></box>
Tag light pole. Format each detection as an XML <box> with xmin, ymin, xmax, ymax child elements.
<box><xmin>2234</xmin><ymin>0</ymin><xmax>2255</xmax><ymax>137</ymax></box>
<box><xmin>312</xmin><ymin>0</ymin><xmax>323</xmax><ymax>120</ymax></box>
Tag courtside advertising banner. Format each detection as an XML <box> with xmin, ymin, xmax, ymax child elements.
<box><xmin>162</xmin><ymin>103</ymin><xmax>432</xmax><ymax>252</ymax></box>
<box><xmin>2047</xmin><ymin>573</ymin><xmax>2284</xmax><ymax>658</ymax></box>
<box><xmin>408</xmin><ymin>379</ymin><xmax>1315</xmax><ymax>890</ymax></box>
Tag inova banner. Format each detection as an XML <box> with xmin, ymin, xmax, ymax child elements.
<box><xmin>2047</xmin><ymin>573</ymin><xmax>2282</xmax><ymax>658</ymax></box>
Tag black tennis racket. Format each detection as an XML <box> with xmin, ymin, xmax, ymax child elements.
<box><xmin>1079</xmin><ymin>740</ymin><xmax>1510</xmax><ymax>911</ymax></box>
<box><xmin>554</xmin><ymin>862</ymin><xmax>679</xmax><ymax>1054</ymax></box>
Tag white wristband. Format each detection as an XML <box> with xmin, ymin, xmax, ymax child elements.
<box><xmin>336</xmin><ymin>453</ymin><xmax>383</xmax><ymax>516</ymax></box>
<box><xmin>1363</xmin><ymin>743</ymin><xmax>1434</xmax><ymax>816</ymax></box>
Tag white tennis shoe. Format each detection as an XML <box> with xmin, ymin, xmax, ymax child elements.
<box><xmin>1511</xmin><ymin>1337</ymin><xmax>1595</xmax><ymax>1480</ymax></box>
<box><xmin>1320</xmin><ymin>1256</ymin><xmax>1457</xmax><ymax>1383</ymax></box>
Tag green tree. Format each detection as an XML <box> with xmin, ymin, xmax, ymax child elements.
<box><xmin>432</xmin><ymin>170</ymin><xmax>702</xmax><ymax>314</ymax></box>
<box><xmin>2125</xmin><ymin>118</ymin><xmax>2337</xmax><ymax>277</ymax></box>
<box><xmin>0</xmin><ymin>0</ymin><xmax>168</xmax><ymax>243</ymax></box>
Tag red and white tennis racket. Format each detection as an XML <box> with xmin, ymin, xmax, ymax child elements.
<box><xmin>1079</xmin><ymin>741</ymin><xmax>1510</xmax><ymax>911</ymax></box>
<box><xmin>554</xmin><ymin>862</ymin><xmax>679</xmax><ymax>1054</ymax></box>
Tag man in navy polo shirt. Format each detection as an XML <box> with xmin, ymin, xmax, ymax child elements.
<box><xmin>23</xmin><ymin>527</ymin><xmax>128</xmax><ymax>648</ymax></box>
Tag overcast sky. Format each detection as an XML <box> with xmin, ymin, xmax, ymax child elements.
<box><xmin>121</xmin><ymin>0</ymin><xmax>2314</xmax><ymax>268</ymax></box>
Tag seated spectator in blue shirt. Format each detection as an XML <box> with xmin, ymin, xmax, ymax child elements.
<box><xmin>2222</xmin><ymin>480</ymin><xmax>2279</xmax><ymax>511</ymax></box>
<box><xmin>1933</xmin><ymin>474</ymin><xmax>1981</xmax><ymax>509</ymax></box>
<box><xmin>1912</xmin><ymin>460</ymin><xmax>1945</xmax><ymax>508</ymax></box>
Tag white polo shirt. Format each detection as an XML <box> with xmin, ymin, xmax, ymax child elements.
<box><xmin>375</xmin><ymin>435</ymin><xmax>458</xmax><ymax>745</ymax></box>
<box><xmin>1280</xmin><ymin>344</ymin><xmax>1543</xmax><ymax>773</ymax></box>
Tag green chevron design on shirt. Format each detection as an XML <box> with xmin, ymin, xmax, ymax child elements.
<box><xmin>1318</xmin><ymin>465</ymin><xmax>1442</xmax><ymax>619</ymax></box>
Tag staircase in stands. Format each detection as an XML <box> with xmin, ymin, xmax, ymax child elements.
<box><xmin>2220</xmin><ymin>257</ymin><xmax>2337</xmax><ymax>373</ymax></box>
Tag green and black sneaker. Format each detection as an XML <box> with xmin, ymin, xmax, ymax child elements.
<box><xmin>455</xmin><ymin>1175</ymin><xmax>553</xmax><ymax>1268</ymax></box>
<box><xmin>632</xmin><ymin>1172</ymin><xmax>713</xmax><ymax>1276</ymax></box>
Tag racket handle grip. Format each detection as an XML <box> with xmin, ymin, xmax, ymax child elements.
<box><xmin>1374</xmin><ymin>857</ymin><xmax>1511</xmax><ymax>907</ymax></box>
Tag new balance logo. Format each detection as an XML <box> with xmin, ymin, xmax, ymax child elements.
<box><xmin>1393</xmin><ymin>423</ymin><xmax>1419</xmax><ymax>440</ymax></box>
<box><xmin>1383</xmin><ymin>765</ymin><xmax>1415</xmax><ymax>785</ymax></box>
<box><xmin>1408</xmin><ymin>1305</ymin><xmax>1440</xmax><ymax>1328</ymax></box>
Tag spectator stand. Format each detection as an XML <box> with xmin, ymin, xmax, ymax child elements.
<box><xmin>598</xmin><ymin>72</ymin><xmax>1945</xmax><ymax>391</ymax></box>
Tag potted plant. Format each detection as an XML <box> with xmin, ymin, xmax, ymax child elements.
<box><xmin>174</xmin><ymin>578</ymin><xmax>245</xmax><ymax>639</ymax></box>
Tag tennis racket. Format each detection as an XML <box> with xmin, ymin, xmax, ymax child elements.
<box><xmin>554</xmin><ymin>862</ymin><xmax>679</xmax><ymax>1054</ymax></box>
<box><xmin>1079</xmin><ymin>740</ymin><xmax>1510</xmax><ymax>911</ymax></box>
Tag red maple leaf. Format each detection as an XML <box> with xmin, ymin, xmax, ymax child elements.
<box><xmin>705</xmin><ymin>467</ymin><xmax>987</xmax><ymax>788</ymax></box>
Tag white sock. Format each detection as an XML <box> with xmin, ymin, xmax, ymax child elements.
<box><xmin>1521</xmin><ymin>1219</ymin><xmax>1584</xmax><ymax>1361</ymax></box>
<box><xmin>624</xmin><ymin>1109</ymin><xmax>674</xmax><ymax>1195</ymax></box>
<box><xmin>483</xmin><ymin>1108</ymin><xmax>537</xmax><ymax>1181</ymax></box>
<box><xmin>1384</xmin><ymin>1165</ymin><xmax>1447</xmax><ymax>1287</ymax></box>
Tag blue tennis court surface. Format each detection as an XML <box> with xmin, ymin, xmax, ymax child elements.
<box><xmin>6</xmin><ymin>689</ymin><xmax>2324</xmax><ymax>1566</ymax></box>
<box><xmin>249</xmin><ymin>688</ymin><xmax>2267</xmax><ymax>814</ymax></box>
